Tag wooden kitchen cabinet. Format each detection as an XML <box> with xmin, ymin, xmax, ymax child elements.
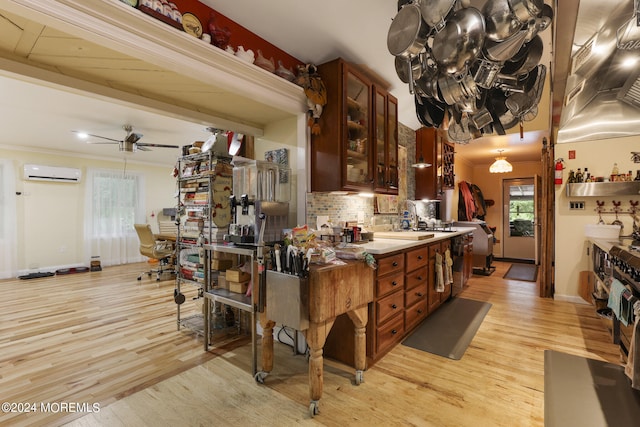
<box><xmin>373</xmin><ymin>90</ymin><xmax>399</xmax><ymax>194</ymax></box>
<box><xmin>311</xmin><ymin>58</ymin><xmax>398</xmax><ymax>194</ymax></box>
<box><xmin>324</xmin><ymin>237</ymin><xmax>459</xmax><ymax>367</ymax></box>
<box><xmin>415</xmin><ymin>127</ymin><xmax>455</xmax><ymax>200</ymax></box>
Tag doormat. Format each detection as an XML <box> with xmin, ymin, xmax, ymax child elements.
<box><xmin>18</xmin><ymin>272</ymin><xmax>55</xmax><ymax>280</ymax></box>
<box><xmin>503</xmin><ymin>263</ymin><xmax>538</xmax><ymax>282</ymax></box>
<box><xmin>401</xmin><ymin>298</ymin><xmax>491</xmax><ymax>360</ymax></box>
<box><xmin>544</xmin><ymin>350</ymin><xmax>640</xmax><ymax>426</ymax></box>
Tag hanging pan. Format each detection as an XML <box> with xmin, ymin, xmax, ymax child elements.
<box><xmin>419</xmin><ymin>0</ymin><xmax>456</xmax><ymax>32</ymax></box>
<box><xmin>388</xmin><ymin>2</ymin><xmax>430</xmax><ymax>93</ymax></box>
<box><xmin>431</xmin><ymin>7</ymin><xmax>486</xmax><ymax>75</ymax></box>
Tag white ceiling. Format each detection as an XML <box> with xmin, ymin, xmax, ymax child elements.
<box><xmin>0</xmin><ymin>0</ymin><xmax>554</xmax><ymax>167</ymax></box>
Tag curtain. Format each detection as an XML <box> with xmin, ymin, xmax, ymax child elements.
<box><xmin>84</xmin><ymin>168</ymin><xmax>146</xmax><ymax>266</ymax></box>
<box><xmin>0</xmin><ymin>159</ymin><xmax>18</xmax><ymax>278</ymax></box>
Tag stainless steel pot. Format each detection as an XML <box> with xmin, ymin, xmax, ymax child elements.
<box><xmin>508</xmin><ymin>0</ymin><xmax>543</xmax><ymax>25</ymax></box>
<box><xmin>394</xmin><ymin>54</ymin><xmax>424</xmax><ymax>84</ymax></box>
<box><xmin>483</xmin><ymin>0</ymin><xmax>522</xmax><ymax>42</ymax></box>
<box><xmin>387</xmin><ymin>3</ymin><xmax>429</xmax><ymax>58</ymax></box>
<box><xmin>388</xmin><ymin>3</ymin><xmax>430</xmax><ymax>93</ymax></box>
<box><xmin>431</xmin><ymin>7</ymin><xmax>486</xmax><ymax>75</ymax></box>
<box><xmin>500</xmin><ymin>34</ymin><xmax>543</xmax><ymax>76</ymax></box>
<box><xmin>419</xmin><ymin>0</ymin><xmax>456</xmax><ymax>32</ymax></box>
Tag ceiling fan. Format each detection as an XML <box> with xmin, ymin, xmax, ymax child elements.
<box><xmin>73</xmin><ymin>124</ymin><xmax>179</xmax><ymax>153</ymax></box>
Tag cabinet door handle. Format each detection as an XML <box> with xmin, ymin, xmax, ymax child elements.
<box><xmin>392</xmin><ymin>261</ymin><xmax>398</xmax><ymax>267</ymax></box>
<box><xmin>392</xmin><ymin>281</ymin><xmax>398</xmax><ymax>286</ymax></box>
<box><xmin>416</xmin><ymin>292</ymin><xmax>423</xmax><ymax>297</ymax></box>
<box><xmin>391</xmin><ymin>329</ymin><xmax>398</xmax><ymax>335</ymax></box>
<box><xmin>417</xmin><ymin>276</ymin><xmax>422</xmax><ymax>280</ymax></box>
<box><xmin>417</xmin><ymin>309</ymin><xmax>423</xmax><ymax>314</ymax></box>
<box><xmin>417</xmin><ymin>255</ymin><xmax>423</xmax><ymax>260</ymax></box>
<box><xmin>391</xmin><ymin>304</ymin><xmax>397</xmax><ymax>309</ymax></box>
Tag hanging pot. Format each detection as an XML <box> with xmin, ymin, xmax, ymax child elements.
<box><xmin>394</xmin><ymin>54</ymin><xmax>424</xmax><ymax>84</ymax></box>
<box><xmin>431</xmin><ymin>7</ymin><xmax>486</xmax><ymax>75</ymax></box>
<box><xmin>525</xmin><ymin>3</ymin><xmax>553</xmax><ymax>42</ymax></box>
<box><xmin>502</xmin><ymin>34</ymin><xmax>543</xmax><ymax>76</ymax></box>
<box><xmin>388</xmin><ymin>3</ymin><xmax>430</xmax><ymax>93</ymax></box>
<box><xmin>437</xmin><ymin>73</ymin><xmax>479</xmax><ymax>110</ymax></box>
<box><xmin>415</xmin><ymin>94</ymin><xmax>446</xmax><ymax>128</ymax></box>
<box><xmin>418</xmin><ymin>0</ymin><xmax>456</xmax><ymax>32</ymax></box>
<box><xmin>387</xmin><ymin>3</ymin><xmax>430</xmax><ymax>58</ymax></box>
<box><xmin>482</xmin><ymin>0</ymin><xmax>523</xmax><ymax>42</ymax></box>
<box><xmin>508</xmin><ymin>0</ymin><xmax>544</xmax><ymax>25</ymax></box>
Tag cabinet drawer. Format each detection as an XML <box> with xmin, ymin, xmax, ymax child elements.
<box><xmin>405</xmin><ymin>282</ymin><xmax>427</xmax><ymax>308</ymax></box>
<box><xmin>377</xmin><ymin>253</ymin><xmax>404</xmax><ymax>276</ymax></box>
<box><xmin>405</xmin><ymin>266</ymin><xmax>427</xmax><ymax>290</ymax></box>
<box><xmin>405</xmin><ymin>299</ymin><xmax>428</xmax><ymax>330</ymax></box>
<box><xmin>376</xmin><ymin>271</ymin><xmax>404</xmax><ymax>297</ymax></box>
<box><xmin>376</xmin><ymin>290</ymin><xmax>405</xmax><ymax>325</ymax></box>
<box><xmin>405</xmin><ymin>246</ymin><xmax>428</xmax><ymax>272</ymax></box>
<box><xmin>376</xmin><ymin>312</ymin><xmax>404</xmax><ymax>354</ymax></box>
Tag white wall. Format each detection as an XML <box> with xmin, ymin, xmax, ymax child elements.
<box><xmin>554</xmin><ymin>137</ymin><xmax>640</xmax><ymax>302</ymax></box>
<box><xmin>1</xmin><ymin>148</ymin><xmax>176</xmax><ymax>274</ymax></box>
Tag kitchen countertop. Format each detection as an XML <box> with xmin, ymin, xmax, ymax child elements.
<box><xmin>590</xmin><ymin>237</ymin><xmax>638</xmax><ymax>253</ymax></box>
<box><xmin>360</xmin><ymin>227</ymin><xmax>475</xmax><ymax>255</ymax></box>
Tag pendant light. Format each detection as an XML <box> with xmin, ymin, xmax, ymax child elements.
<box><xmin>489</xmin><ymin>149</ymin><xmax>513</xmax><ymax>173</ymax></box>
<box><xmin>412</xmin><ymin>140</ymin><xmax>432</xmax><ymax>169</ymax></box>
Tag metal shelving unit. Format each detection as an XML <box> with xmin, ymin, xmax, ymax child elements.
<box><xmin>174</xmin><ymin>151</ymin><xmax>233</xmax><ymax>335</ymax></box>
<box><xmin>202</xmin><ymin>243</ymin><xmax>258</xmax><ymax>375</ymax></box>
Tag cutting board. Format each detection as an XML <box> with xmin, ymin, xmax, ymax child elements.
<box><xmin>374</xmin><ymin>231</ymin><xmax>435</xmax><ymax>240</ymax></box>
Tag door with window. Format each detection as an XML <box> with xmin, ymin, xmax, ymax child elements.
<box><xmin>502</xmin><ymin>178</ymin><xmax>536</xmax><ymax>261</ymax></box>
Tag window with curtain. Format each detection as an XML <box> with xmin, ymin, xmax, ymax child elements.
<box><xmin>0</xmin><ymin>159</ymin><xmax>18</xmax><ymax>278</ymax></box>
<box><xmin>84</xmin><ymin>168</ymin><xmax>146</xmax><ymax>266</ymax></box>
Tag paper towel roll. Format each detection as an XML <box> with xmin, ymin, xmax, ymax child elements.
<box><xmin>442</xmin><ymin>189</ymin><xmax>454</xmax><ymax>222</ymax></box>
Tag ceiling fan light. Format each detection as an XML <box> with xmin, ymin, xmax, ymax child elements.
<box><xmin>489</xmin><ymin>156</ymin><xmax>513</xmax><ymax>173</ymax></box>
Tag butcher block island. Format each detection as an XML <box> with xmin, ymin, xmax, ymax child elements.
<box><xmin>324</xmin><ymin>228</ymin><xmax>475</xmax><ymax>367</ymax></box>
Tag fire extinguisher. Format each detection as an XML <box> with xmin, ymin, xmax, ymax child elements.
<box><xmin>554</xmin><ymin>158</ymin><xmax>564</xmax><ymax>185</ymax></box>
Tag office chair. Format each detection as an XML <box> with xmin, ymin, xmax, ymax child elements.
<box><xmin>134</xmin><ymin>223</ymin><xmax>175</xmax><ymax>281</ymax></box>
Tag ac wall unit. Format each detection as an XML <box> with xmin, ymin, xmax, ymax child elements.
<box><xmin>23</xmin><ymin>164</ymin><xmax>82</xmax><ymax>183</ymax></box>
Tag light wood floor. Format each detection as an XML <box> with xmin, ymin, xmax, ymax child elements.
<box><xmin>0</xmin><ymin>261</ymin><xmax>620</xmax><ymax>426</ymax></box>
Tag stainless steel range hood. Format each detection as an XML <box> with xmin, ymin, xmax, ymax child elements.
<box><xmin>553</xmin><ymin>0</ymin><xmax>640</xmax><ymax>143</ymax></box>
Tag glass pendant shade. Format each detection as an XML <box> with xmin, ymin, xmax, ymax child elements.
<box><xmin>489</xmin><ymin>156</ymin><xmax>513</xmax><ymax>173</ymax></box>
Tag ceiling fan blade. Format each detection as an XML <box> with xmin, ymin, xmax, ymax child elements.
<box><xmin>125</xmin><ymin>132</ymin><xmax>143</xmax><ymax>144</ymax></box>
<box><xmin>137</xmin><ymin>142</ymin><xmax>180</xmax><ymax>149</ymax></box>
<box><xmin>136</xmin><ymin>145</ymin><xmax>152</xmax><ymax>151</ymax></box>
<box><xmin>72</xmin><ymin>130</ymin><xmax>122</xmax><ymax>143</ymax></box>
<box><xmin>86</xmin><ymin>140</ymin><xmax>119</xmax><ymax>145</ymax></box>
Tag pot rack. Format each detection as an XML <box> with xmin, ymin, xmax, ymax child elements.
<box><xmin>595</xmin><ymin>200</ymin><xmax>639</xmax><ymax>216</ymax></box>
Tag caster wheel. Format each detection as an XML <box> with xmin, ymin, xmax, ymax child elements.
<box><xmin>254</xmin><ymin>371</ymin><xmax>268</xmax><ymax>384</ymax></box>
<box><xmin>354</xmin><ymin>370</ymin><xmax>364</xmax><ymax>385</ymax></box>
<box><xmin>309</xmin><ymin>400</ymin><xmax>319</xmax><ymax>417</ymax></box>
<box><xmin>137</xmin><ymin>276</ymin><xmax>142</xmax><ymax>281</ymax></box>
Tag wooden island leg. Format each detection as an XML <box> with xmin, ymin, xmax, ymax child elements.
<box><xmin>256</xmin><ymin>311</ymin><xmax>275</xmax><ymax>383</ymax></box>
<box><xmin>302</xmin><ymin>318</ymin><xmax>334</xmax><ymax>416</ymax></box>
<box><xmin>347</xmin><ymin>305</ymin><xmax>368</xmax><ymax>385</ymax></box>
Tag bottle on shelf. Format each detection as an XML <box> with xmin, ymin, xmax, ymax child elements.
<box><xmin>575</xmin><ymin>168</ymin><xmax>583</xmax><ymax>183</ymax></box>
<box><xmin>567</xmin><ymin>169</ymin><xmax>576</xmax><ymax>183</ymax></box>
<box><xmin>584</xmin><ymin>167</ymin><xmax>591</xmax><ymax>182</ymax></box>
<box><xmin>635</xmin><ymin>170</ymin><xmax>640</xmax><ymax>181</ymax></box>
<box><xmin>611</xmin><ymin>163</ymin><xmax>619</xmax><ymax>181</ymax></box>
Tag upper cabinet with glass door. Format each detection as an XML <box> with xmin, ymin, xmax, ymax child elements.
<box><xmin>373</xmin><ymin>90</ymin><xmax>398</xmax><ymax>194</ymax></box>
<box><xmin>310</xmin><ymin>58</ymin><xmax>397</xmax><ymax>194</ymax></box>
